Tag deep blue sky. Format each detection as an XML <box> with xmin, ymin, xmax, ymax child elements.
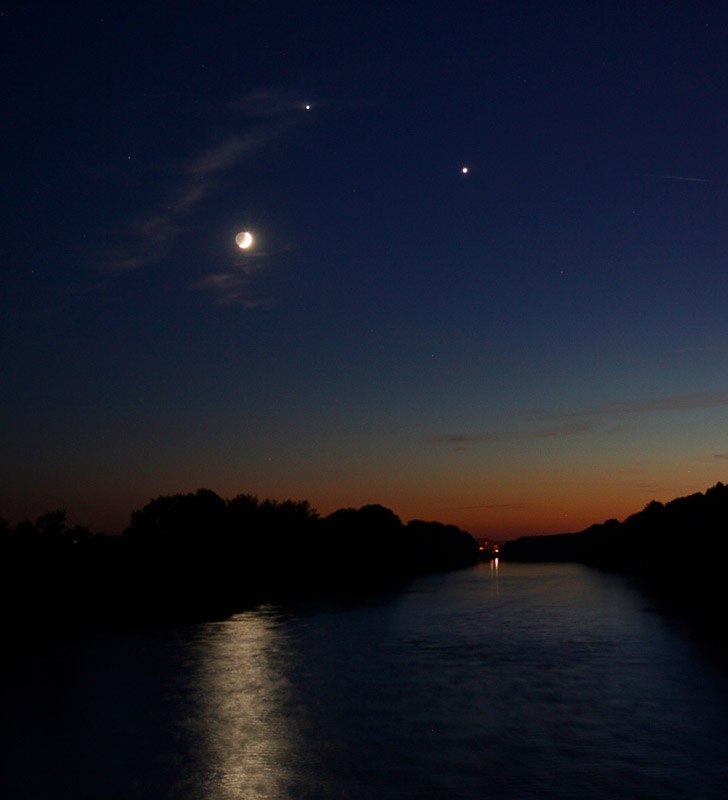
<box><xmin>3</xmin><ymin>1</ymin><xmax>728</xmax><ymax>538</ymax></box>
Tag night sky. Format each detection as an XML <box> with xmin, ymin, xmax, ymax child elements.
<box><xmin>3</xmin><ymin>2</ymin><xmax>728</xmax><ymax>539</ymax></box>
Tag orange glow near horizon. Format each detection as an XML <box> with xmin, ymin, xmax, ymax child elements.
<box><xmin>4</xmin><ymin>446</ymin><xmax>726</xmax><ymax>543</ymax></box>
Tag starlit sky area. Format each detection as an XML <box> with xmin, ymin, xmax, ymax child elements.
<box><xmin>2</xmin><ymin>2</ymin><xmax>728</xmax><ymax>540</ymax></box>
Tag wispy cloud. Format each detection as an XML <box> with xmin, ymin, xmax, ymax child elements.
<box><xmin>531</xmin><ymin>390</ymin><xmax>728</xmax><ymax>420</ymax></box>
<box><xmin>100</xmin><ymin>132</ymin><xmax>268</xmax><ymax>273</ymax></box>
<box><xmin>97</xmin><ymin>88</ymin><xmax>310</xmax><ymax>280</ymax></box>
<box><xmin>455</xmin><ymin>502</ymin><xmax>529</xmax><ymax>510</ymax></box>
<box><xmin>675</xmin><ymin>345</ymin><xmax>728</xmax><ymax>354</ymax></box>
<box><xmin>435</xmin><ymin>390</ymin><xmax>728</xmax><ymax>446</ymax></box>
<box><xmin>432</xmin><ymin>420</ymin><xmax>597</xmax><ymax>444</ymax></box>
<box><xmin>194</xmin><ymin>260</ymin><xmax>272</xmax><ymax>308</ymax></box>
<box><xmin>654</xmin><ymin>174</ymin><xmax>713</xmax><ymax>183</ymax></box>
<box><xmin>231</xmin><ymin>86</ymin><xmax>319</xmax><ymax>119</ymax></box>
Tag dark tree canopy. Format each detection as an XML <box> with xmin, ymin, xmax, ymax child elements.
<box><xmin>1</xmin><ymin>488</ymin><xmax>477</xmax><ymax>634</ymax></box>
<box><xmin>502</xmin><ymin>481</ymin><xmax>728</xmax><ymax>639</ymax></box>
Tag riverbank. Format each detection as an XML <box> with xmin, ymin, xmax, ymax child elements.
<box><xmin>502</xmin><ymin>481</ymin><xmax>728</xmax><ymax>657</ymax></box>
<box><xmin>2</xmin><ymin>493</ymin><xmax>480</xmax><ymax>639</ymax></box>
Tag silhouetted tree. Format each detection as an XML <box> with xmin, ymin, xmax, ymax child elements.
<box><xmin>3</xmin><ymin>488</ymin><xmax>486</xmax><ymax>631</ymax></box>
<box><xmin>320</xmin><ymin>504</ymin><xmax>410</xmax><ymax>586</ymax></box>
<box><xmin>407</xmin><ymin>519</ymin><xmax>478</xmax><ymax>573</ymax></box>
<box><xmin>35</xmin><ymin>509</ymin><xmax>67</xmax><ymax>540</ymax></box>
<box><xmin>65</xmin><ymin>524</ymin><xmax>93</xmax><ymax>545</ymax></box>
<box><xmin>13</xmin><ymin>519</ymin><xmax>37</xmax><ymax>538</ymax></box>
<box><xmin>501</xmin><ymin>481</ymin><xmax>728</xmax><ymax>643</ymax></box>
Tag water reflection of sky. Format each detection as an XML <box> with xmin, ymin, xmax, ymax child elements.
<box><xmin>3</xmin><ymin>566</ymin><xmax>728</xmax><ymax>800</ymax></box>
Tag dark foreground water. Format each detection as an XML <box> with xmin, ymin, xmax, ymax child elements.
<box><xmin>3</xmin><ymin>562</ymin><xmax>728</xmax><ymax>799</ymax></box>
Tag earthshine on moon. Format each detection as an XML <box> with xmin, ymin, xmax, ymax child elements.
<box><xmin>235</xmin><ymin>231</ymin><xmax>253</xmax><ymax>249</ymax></box>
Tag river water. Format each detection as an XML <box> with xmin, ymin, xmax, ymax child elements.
<box><xmin>2</xmin><ymin>562</ymin><xmax>728</xmax><ymax>799</ymax></box>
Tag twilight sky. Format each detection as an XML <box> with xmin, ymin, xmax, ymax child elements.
<box><xmin>3</xmin><ymin>1</ymin><xmax>728</xmax><ymax>539</ymax></box>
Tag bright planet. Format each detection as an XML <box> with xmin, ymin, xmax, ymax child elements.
<box><xmin>235</xmin><ymin>231</ymin><xmax>253</xmax><ymax>249</ymax></box>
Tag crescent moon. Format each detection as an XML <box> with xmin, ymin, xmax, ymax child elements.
<box><xmin>235</xmin><ymin>231</ymin><xmax>253</xmax><ymax>249</ymax></box>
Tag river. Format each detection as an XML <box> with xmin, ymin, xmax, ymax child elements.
<box><xmin>2</xmin><ymin>561</ymin><xmax>727</xmax><ymax>799</ymax></box>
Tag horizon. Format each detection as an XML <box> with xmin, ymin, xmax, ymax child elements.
<box><xmin>3</xmin><ymin>3</ymin><xmax>728</xmax><ymax>542</ymax></box>
<box><xmin>5</xmin><ymin>479</ymin><xmax>725</xmax><ymax>544</ymax></box>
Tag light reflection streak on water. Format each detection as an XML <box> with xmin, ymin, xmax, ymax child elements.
<box><xmin>489</xmin><ymin>556</ymin><xmax>500</xmax><ymax>595</ymax></box>
<box><xmin>189</xmin><ymin>605</ymin><xmax>303</xmax><ymax>800</ymax></box>
<box><xmin>179</xmin><ymin>565</ymin><xmax>728</xmax><ymax>800</ymax></box>
<box><xmin>174</xmin><ymin>564</ymin><xmax>728</xmax><ymax>800</ymax></box>
<box><xmin>3</xmin><ymin>563</ymin><xmax>728</xmax><ymax>800</ymax></box>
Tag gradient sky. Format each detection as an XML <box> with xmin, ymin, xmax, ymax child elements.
<box><xmin>3</xmin><ymin>1</ymin><xmax>728</xmax><ymax>539</ymax></box>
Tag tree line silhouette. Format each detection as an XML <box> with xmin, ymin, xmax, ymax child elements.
<box><xmin>502</xmin><ymin>481</ymin><xmax>728</xmax><ymax>640</ymax></box>
<box><xmin>1</xmin><ymin>491</ymin><xmax>478</xmax><ymax>631</ymax></box>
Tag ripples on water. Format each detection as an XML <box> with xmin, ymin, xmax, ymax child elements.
<box><xmin>2</xmin><ymin>562</ymin><xmax>728</xmax><ymax>799</ymax></box>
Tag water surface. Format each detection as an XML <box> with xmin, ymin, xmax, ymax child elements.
<box><xmin>2</xmin><ymin>562</ymin><xmax>727</xmax><ymax>799</ymax></box>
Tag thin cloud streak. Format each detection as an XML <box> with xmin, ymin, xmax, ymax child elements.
<box><xmin>676</xmin><ymin>345</ymin><xmax>728</xmax><ymax>354</ymax></box>
<box><xmin>98</xmin><ymin>88</ymin><xmax>309</xmax><ymax>274</ymax></box>
<box><xmin>456</xmin><ymin>502</ymin><xmax>529</xmax><ymax>510</ymax></box>
<box><xmin>231</xmin><ymin>86</ymin><xmax>318</xmax><ymax>119</ymax></box>
<box><xmin>655</xmin><ymin>174</ymin><xmax>713</xmax><ymax>183</ymax></box>
<box><xmin>531</xmin><ymin>390</ymin><xmax>728</xmax><ymax>420</ymax></box>
<box><xmin>194</xmin><ymin>260</ymin><xmax>273</xmax><ymax>308</ymax></box>
<box><xmin>432</xmin><ymin>420</ymin><xmax>596</xmax><ymax>444</ymax></box>
<box><xmin>101</xmin><ymin>133</ymin><xmax>266</xmax><ymax>273</ymax></box>
<box><xmin>435</xmin><ymin>390</ymin><xmax>728</xmax><ymax>447</ymax></box>
<box><xmin>696</xmin><ymin>453</ymin><xmax>728</xmax><ymax>463</ymax></box>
